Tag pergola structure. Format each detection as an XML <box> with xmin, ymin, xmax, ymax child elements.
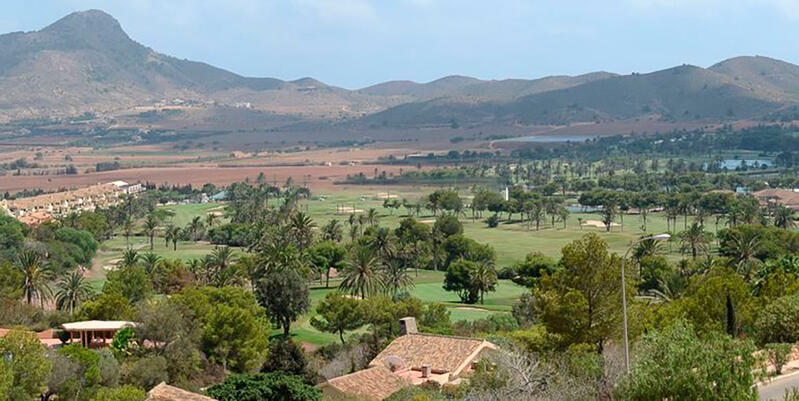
<box><xmin>61</xmin><ymin>320</ymin><xmax>135</xmax><ymax>349</ymax></box>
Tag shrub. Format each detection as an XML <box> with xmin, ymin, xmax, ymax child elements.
<box><xmin>207</xmin><ymin>372</ymin><xmax>321</xmax><ymax>401</ymax></box>
<box><xmin>766</xmin><ymin>343</ymin><xmax>794</xmax><ymax>375</ymax></box>
<box><xmin>755</xmin><ymin>294</ymin><xmax>799</xmax><ymax>345</ymax></box>
<box><xmin>90</xmin><ymin>385</ymin><xmax>145</xmax><ymax>401</ymax></box>
<box><xmin>486</xmin><ymin>214</ymin><xmax>499</xmax><ymax>228</ymax></box>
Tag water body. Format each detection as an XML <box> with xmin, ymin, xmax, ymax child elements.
<box><xmin>703</xmin><ymin>159</ymin><xmax>774</xmax><ymax>170</ymax></box>
<box><xmin>718</xmin><ymin>159</ymin><xmax>773</xmax><ymax>169</ymax></box>
<box><xmin>495</xmin><ymin>135</ymin><xmax>598</xmax><ymax>143</ymax></box>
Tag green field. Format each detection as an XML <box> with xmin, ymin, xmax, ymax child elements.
<box><xmin>93</xmin><ymin>187</ymin><xmax>707</xmax><ymax>346</ymax></box>
<box><xmin>289</xmin><ymin>270</ymin><xmax>525</xmax><ymax>346</ymax></box>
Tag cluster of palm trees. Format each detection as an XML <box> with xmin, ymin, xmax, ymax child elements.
<box><xmin>129</xmin><ymin>209</ymin><xmax>219</xmax><ymax>251</ymax></box>
<box><xmin>338</xmin><ymin>244</ymin><xmax>414</xmax><ymax>300</ymax></box>
<box><xmin>117</xmin><ymin>245</ymin><xmax>243</xmax><ymax>290</ymax></box>
<box><xmin>13</xmin><ymin>248</ymin><xmax>93</xmax><ymax>314</ymax></box>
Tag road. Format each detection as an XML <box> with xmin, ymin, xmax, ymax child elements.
<box><xmin>760</xmin><ymin>372</ymin><xmax>799</xmax><ymax>400</ymax></box>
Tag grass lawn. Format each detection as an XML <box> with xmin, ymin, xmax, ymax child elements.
<box><xmin>159</xmin><ymin>202</ymin><xmax>227</xmax><ymax>227</ymax></box>
<box><xmin>285</xmin><ymin>271</ymin><xmax>526</xmax><ymax>346</ymax></box>
<box><xmin>95</xmin><ymin>187</ymin><xmax>711</xmax><ymax>346</ymax></box>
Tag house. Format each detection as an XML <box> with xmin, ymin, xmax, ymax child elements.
<box><xmin>320</xmin><ymin>317</ymin><xmax>497</xmax><ymax>400</ymax></box>
<box><xmin>146</xmin><ymin>382</ymin><xmax>216</xmax><ymax>401</ymax></box>
<box><xmin>17</xmin><ymin>211</ymin><xmax>52</xmax><ymax>226</ymax></box>
<box><xmin>753</xmin><ymin>188</ymin><xmax>799</xmax><ymax>211</ymax></box>
<box><xmin>62</xmin><ymin>320</ymin><xmax>136</xmax><ymax>349</ymax></box>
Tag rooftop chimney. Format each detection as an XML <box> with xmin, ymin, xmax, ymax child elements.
<box><xmin>398</xmin><ymin>317</ymin><xmax>418</xmax><ymax>336</ymax></box>
<box><xmin>421</xmin><ymin>365</ymin><xmax>432</xmax><ymax>378</ymax></box>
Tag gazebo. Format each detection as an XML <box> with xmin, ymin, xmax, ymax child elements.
<box><xmin>61</xmin><ymin>320</ymin><xmax>135</xmax><ymax>349</ymax></box>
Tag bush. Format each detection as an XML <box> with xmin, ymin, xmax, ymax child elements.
<box><xmin>766</xmin><ymin>343</ymin><xmax>794</xmax><ymax>375</ymax></box>
<box><xmin>755</xmin><ymin>294</ymin><xmax>799</xmax><ymax>345</ymax></box>
<box><xmin>207</xmin><ymin>372</ymin><xmax>321</xmax><ymax>401</ymax></box>
<box><xmin>453</xmin><ymin>313</ymin><xmax>519</xmax><ymax>336</ymax></box>
<box><xmin>486</xmin><ymin>214</ymin><xmax>499</xmax><ymax>228</ymax></box>
<box><xmin>121</xmin><ymin>356</ymin><xmax>168</xmax><ymax>390</ymax></box>
<box><xmin>263</xmin><ymin>338</ymin><xmax>308</xmax><ymax>378</ymax></box>
<box><xmin>90</xmin><ymin>385</ymin><xmax>146</xmax><ymax>401</ymax></box>
<box><xmin>511</xmin><ymin>294</ymin><xmax>537</xmax><ymax>327</ymax></box>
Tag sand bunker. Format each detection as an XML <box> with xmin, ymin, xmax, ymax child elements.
<box><xmin>580</xmin><ymin>219</ymin><xmax>621</xmax><ymax>228</ymax></box>
<box><xmin>336</xmin><ymin>206</ymin><xmax>365</xmax><ymax>214</ymax></box>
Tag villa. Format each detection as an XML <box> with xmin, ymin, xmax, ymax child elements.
<box><xmin>320</xmin><ymin>317</ymin><xmax>497</xmax><ymax>400</ymax></box>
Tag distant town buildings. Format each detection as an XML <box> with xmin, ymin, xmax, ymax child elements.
<box><xmin>0</xmin><ymin>181</ymin><xmax>144</xmax><ymax>225</ymax></box>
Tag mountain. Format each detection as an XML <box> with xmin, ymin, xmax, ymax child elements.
<box><xmin>1</xmin><ymin>10</ymin><xmax>799</xmax><ymax>128</ymax></box>
<box><xmin>367</xmin><ymin>62</ymin><xmax>793</xmax><ymax>127</ymax></box>
<box><xmin>359</xmin><ymin>72</ymin><xmax>617</xmax><ymax>102</ymax></box>
<box><xmin>709</xmin><ymin>56</ymin><xmax>799</xmax><ymax>101</ymax></box>
<box><xmin>0</xmin><ymin>10</ymin><xmax>399</xmax><ymax>121</ymax></box>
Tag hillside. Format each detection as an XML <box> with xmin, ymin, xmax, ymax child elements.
<box><xmin>1</xmin><ymin>10</ymin><xmax>799</xmax><ymax>128</ymax></box>
<box><xmin>366</xmin><ymin>64</ymin><xmax>789</xmax><ymax>126</ymax></box>
<box><xmin>358</xmin><ymin>72</ymin><xmax>617</xmax><ymax>102</ymax></box>
<box><xmin>0</xmin><ymin>10</ymin><xmax>399</xmax><ymax>122</ymax></box>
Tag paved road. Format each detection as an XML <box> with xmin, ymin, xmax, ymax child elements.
<box><xmin>760</xmin><ymin>373</ymin><xmax>799</xmax><ymax>400</ymax></box>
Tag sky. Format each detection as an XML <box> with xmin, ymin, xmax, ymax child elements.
<box><xmin>1</xmin><ymin>0</ymin><xmax>799</xmax><ymax>89</ymax></box>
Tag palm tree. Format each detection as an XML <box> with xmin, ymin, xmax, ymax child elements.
<box><xmin>205</xmin><ymin>246</ymin><xmax>240</xmax><ymax>287</ymax></box>
<box><xmin>678</xmin><ymin>223</ymin><xmax>713</xmax><ymax>260</ymax></box>
<box><xmin>382</xmin><ymin>260</ymin><xmax>413</xmax><ymax>297</ymax></box>
<box><xmin>366</xmin><ymin>208</ymin><xmax>379</xmax><ymax>226</ymax></box>
<box><xmin>340</xmin><ymin>246</ymin><xmax>382</xmax><ymax>299</ymax></box>
<box><xmin>189</xmin><ymin>216</ymin><xmax>204</xmax><ymax>242</ymax></box>
<box><xmin>558</xmin><ymin>206</ymin><xmax>570</xmax><ymax>229</ymax></box>
<box><xmin>143</xmin><ymin>214</ymin><xmax>159</xmax><ymax>250</ymax></box>
<box><xmin>773</xmin><ymin>205</ymin><xmax>796</xmax><ymax>229</ymax></box>
<box><xmin>367</xmin><ymin>227</ymin><xmax>395</xmax><ymax>260</ymax></box>
<box><xmin>164</xmin><ymin>224</ymin><xmax>175</xmax><ymax>248</ymax></box>
<box><xmin>206</xmin><ymin>212</ymin><xmax>218</xmax><ymax>229</ymax></box>
<box><xmin>141</xmin><ymin>252</ymin><xmax>162</xmax><ymax>275</ymax></box>
<box><xmin>471</xmin><ymin>260</ymin><xmax>498</xmax><ymax>305</ymax></box>
<box><xmin>322</xmin><ymin>219</ymin><xmax>343</xmax><ymax>243</ymax></box>
<box><xmin>166</xmin><ymin>225</ymin><xmax>181</xmax><ymax>251</ymax></box>
<box><xmin>55</xmin><ymin>272</ymin><xmax>93</xmax><ymax>314</ymax></box>
<box><xmin>123</xmin><ymin>217</ymin><xmax>134</xmax><ymax>247</ymax></box>
<box><xmin>187</xmin><ymin>258</ymin><xmax>204</xmax><ymax>281</ymax></box>
<box><xmin>14</xmin><ymin>249</ymin><xmax>52</xmax><ymax>305</ymax></box>
<box><xmin>726</xmin><ymin>229</ymin><xmax>763</xmax><ymax>280</ymax></box>
<box><xmin>118</xmin><ymin>248</ymin><xmax>140</xmax><ymax>269</ymax></box>
<box><xmin>289</xmin><ymin>212</ymin><xmax>316</xmax><ymax>250</ymax></box>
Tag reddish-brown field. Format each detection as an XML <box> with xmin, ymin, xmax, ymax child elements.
<box><xmin>0</xmin><ymin>164</ymin><xmax>414</xmax><ymax>193</ymax></box>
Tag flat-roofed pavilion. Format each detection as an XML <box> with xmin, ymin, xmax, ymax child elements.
<box><xmin>62</xmin><ymin>320</ymin><xmax>135</xmax><ymax>348</ymax></box>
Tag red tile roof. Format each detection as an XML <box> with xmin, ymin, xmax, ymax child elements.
<box><xmin>370</xmin><ymin>333</ymin><xmax>495</xmax><ymax>376</ymax></box>
<box><xmin>145</xmin><ymin>382</ymin><xmax>215</xmax><ymax>401</ymax></box>
<box><xmin>321</xmin><ymin>366</ymin><xmax>411</xmax><ymax>401</ymax></box>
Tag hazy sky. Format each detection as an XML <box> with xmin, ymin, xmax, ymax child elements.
<box><xmin>2</xmin><ymin>0</ymin><xmax>799</xmax><ymax>88</ymax></box>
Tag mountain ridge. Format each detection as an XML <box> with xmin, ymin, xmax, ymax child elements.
<box><xmin>1</xmin><ymin>10</ymin><xmax>798</xmax><ymax>127</ymax></box>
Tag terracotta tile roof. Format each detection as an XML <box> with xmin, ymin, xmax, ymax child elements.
<box><xmin>146</xmin><ymin>382</ymin><xmax>216</xmax><ymax>401</ymax></box>
<box><xmin>321</xmin><ymin>366</ymin><xmax>410</xmax><ymax>401</ymax></box>
<box><xmin>369</xmin><ymin>333</ymin><xmax>495</xmax><ymax>376</ymax></box>
<box><xmin>753</xmin><ymin>189</ymin><xmax>799</xmax><ymax>209</ymax></box>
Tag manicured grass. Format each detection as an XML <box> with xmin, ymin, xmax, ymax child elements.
<box><xmin>159</xmin><ymin>203</ymin><xmax>227</xmax><ymax>227</ymax></box>
<box><xmin>96</xmin><ymin>188</ymin><xmax>710</xmax><ymax>346</ymax></box>
<box><xmin>89</xmin><ymin>235</ymin><xmax>236</xmax><ymax>282</ymax></box>
<box><xmin>286</xmin><ymin>270</ymin><xmax>525</xmax><ymax>346</ymax></box>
